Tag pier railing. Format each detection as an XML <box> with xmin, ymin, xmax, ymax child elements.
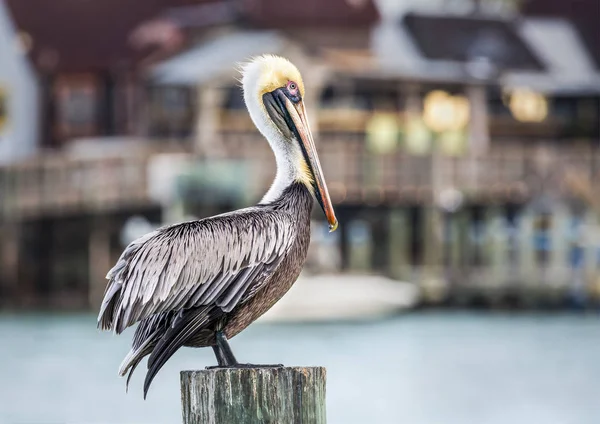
<box><xmin>1</xmin><ymin>134</ymin><xmax>599</xmax><ymax>220</ymax></box>
<box><xmin>0</xmin><ymin>154</ymin><xmax>152</xmax><ymax>221</ymax></box>
<box><xmin>218</xmin><ymin>132</ymin><xmax>600</xmax><ymax>204</ymax></box>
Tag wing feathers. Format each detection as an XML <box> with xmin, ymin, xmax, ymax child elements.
<box><xmin>219</xmin><ymin>264</ymin><xmax>267</xmax><ymax>312</ymax></box>
<box><xmin>97</xmin><ymin>209</ymin><xmax>295</xmax><ymax>333</ymax></box>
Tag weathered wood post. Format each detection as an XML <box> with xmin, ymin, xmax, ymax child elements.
<box><xmin>181</xmin><ymin>367</ymin><xmax>326</xmax><ymax>424</ymax></box>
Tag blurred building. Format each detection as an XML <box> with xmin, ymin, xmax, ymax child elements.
<box><xmin>0</xmin><ymin>0</ymin><xmax>599</xmax><ymax>309</ymax></box>
<box><xmin>0</xmin><ymin>0</ymin><xmax>38</xmax><ymax>163</ymax></box>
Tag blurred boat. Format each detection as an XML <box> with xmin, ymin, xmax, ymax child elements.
<box><xmin>259</xmin><ymin>274</ymin><xmax>420</xmax><ymax>323</ymax></box>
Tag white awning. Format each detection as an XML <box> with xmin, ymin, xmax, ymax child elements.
<box><xmin>374</xmin><ymin>13</ymin><xmax>600</xmax><ymax>93</ymax></box>
<box><xmin>150</xmin><ymin>31</ymin><xmax>285</xmax><ymax>85</ymax></box>
<box><xmin>503</xmin><ymin>18</ymin><xmax>600</xmax><ymax>94</ymax></box>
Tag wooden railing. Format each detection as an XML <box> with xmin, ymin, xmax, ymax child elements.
<box><xmin>1</xmin><ymin>133</ymin><xmax>599</xmax><ymax>220</ymax></box>
<box><xmin>216</xmin><ymin>110</ymin><xmax>575</xmax><ymax>138</ymax></box>
<box><xmin>0</xmin><ymin>154</ymin><xmax>152</xmax><ymax>220</ymax></box>
<box><xmin>218</xmin><ymin>132</ymin><xmax>600</xmax><ymax>204</ymax></box>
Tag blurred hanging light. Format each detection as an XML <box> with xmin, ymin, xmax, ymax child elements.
<box><xmin>438</xmin><ymin>129</ymin><xmax>467</xmax><ymax>156</ymax></box>
<box><xmin>508</xmin><ymin>88</ymin><xmax>548</xmax><ymax>123</ymax></box>
<box><xmin>423</xmin><ymin>91</ymin><xmax>451</xmax><ymax>132</ymax></box>
<box><xmin>423</xmin><ymin>90</ymin><xmax>470</xmax><ymax>132</ymax></box>
<box><xmin>365</xmin><ymin>112</ymin><xmax>399</xmax><ymax>154</ymax></box>
<box><xmin>404</xmin><ymin>115</ymin><xmax>432</xmax><ymax>155</ymax></box>
<box><xmin>437</xmin><ymin>187</ymin><xmax>464</xmax><ymax>213</ymax></box>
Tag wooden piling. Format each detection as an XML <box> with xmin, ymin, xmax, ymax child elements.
<box><xmin>181</xmin><ymin>367</ymin><xmax>327</xmax><ymax>424</ymax></box>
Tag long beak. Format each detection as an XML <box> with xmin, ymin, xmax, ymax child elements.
<box><xmin>284</xmin><ymin>98</ymin><xmax>338</xmax><ymax>232</ymax></box>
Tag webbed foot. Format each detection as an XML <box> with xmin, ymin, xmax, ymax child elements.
<box><xmin>206</xmin><ymin>363</ymin><xmax>284</xmax><ymax>370</ymax></box>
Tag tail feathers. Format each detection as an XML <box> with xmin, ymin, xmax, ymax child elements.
<box><xmin>118</xmin><ymin>332</ymin><xmax>159</xmax><ymax>392</ymax></box>
<box><xmin>124</xmin><ymin>356</ymin><xmax>143</xmax><ymax>393</ymax></box>
<box><xmin>143</xmin><ymin>308</ymin><xmax>215</xmax><ymax>399</ymax></box>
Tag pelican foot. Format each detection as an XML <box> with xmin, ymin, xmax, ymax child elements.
<box><xmin>206</xmin><ymin>363</ymin><xmax>284</xmax><ymax>370</ymax></box>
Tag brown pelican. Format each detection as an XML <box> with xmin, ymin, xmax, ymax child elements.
<box><xmin>97</xmin><ymin>55</ymin><xmax>338</xmax><ymax>398</ymax></box>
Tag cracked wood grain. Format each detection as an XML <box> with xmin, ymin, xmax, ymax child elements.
<box><xmin>181</xmin><ymin>367</ymin><xmax>326</xmax><ymax>424</ymax></box>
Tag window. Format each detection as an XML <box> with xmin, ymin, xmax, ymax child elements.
<box><xmin>62</xmin><ymin>89</ymin><xmax>96</xmax><ymax>126</ymax></box>
<box><xmin>552</xmin><ymin>96</ymin><xmax>600</xmax><ymax>138</ymax></box>
<box><xmin>148</xmin><ymin>86</ymin><xmax>194</xmax><ymax>138</ymax></box>
<box><xmin>488</xmin><ymin>86</ymin><xmax>600</xmax><ymax>140</ymax></box>
<box><xmin>54</xmin><ymin>74</ymin><xmax>99</xmax><ymax>139</ymax></box>
<box><xmin>223</xmin><ymin>85</ymin><xmax>245</xmax><ymax>110</ymax></box>
<box><xmin>320</xmin><ymin>80</ymin><xmax>403</xmax><ymax>111</ymax></box>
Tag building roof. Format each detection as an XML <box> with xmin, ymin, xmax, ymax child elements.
<box><xmin>523</xmin><ymin>0</ymin><xmax>599</xmax><ymax>70</ymax></box>
<box><xmin>373</xmin><ymin>11</ymin><xmax>600</xmax><ymax>93</ymax></box>
<box><xmin>403</xmin><ymin>13</ymin><xmax>544</xmax><ymax>72</ymax></box>
<box><xmin>162</xmin><ymin>1</ymin><xmax>239</xmax><ymax>29</ymax></box>
<box><xmin>241</xmin><ymin>0</ymin><xmax>379</xmax><ymax>28</ymax></box>
<box><xmin>151</xmin><ymin>30</ymin><xmax>284</xmax><ymax>85</ymax></box>
<box><xmin>503</xmin><ymin>18</ymin><xmax>600</xmax><ymax>94</ymax></box>
<box><xmin>4</xmin><ymin>0</ymin><xmax>214</xmax><ymax>72</ymax></box>
<box><xmin>163</xmin><ymin>0</ymin><xmax>380</xmax><ymax>29</ymax></box>
<box><xmin>5</xmin><ymin>0</ymin><xmax>379</xmax><ymax>73</ymax></box>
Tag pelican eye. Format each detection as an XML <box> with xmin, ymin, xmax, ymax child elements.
<box><xmin>285</xmin><ymin>81</ymin><xmax>301</xmax><ymax>103</ymax></box>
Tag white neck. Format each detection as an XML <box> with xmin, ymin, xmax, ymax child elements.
<box><xmin>242</xmin><ymin>64</ymin><xmax>304</xmax><ymax>204</ymax></box>
<box><xmin>261</xmin><ymin>147</ymin><xmax>298</xmax><ymax>203</ymax></box>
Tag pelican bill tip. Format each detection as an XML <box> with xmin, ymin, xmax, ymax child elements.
<box><xmin>328</xmin><ymin>220</ymin><xmax>339</xmax><ymax>233</ymax></box>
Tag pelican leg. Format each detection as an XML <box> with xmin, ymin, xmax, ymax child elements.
<box><xmin>216</xmin><ymin>331</ymin><xmax>238</xmax><ymax>365</ymax></box>
<box><xmin>206</xmin><ymin>331</ymin><xmax>284</xmax><ymax>369</ymax></box>
<box><xmin>207</xmin><ymin>331</ymin><xmax>238</xmax><ymax>369</ymax></box>
<box><xmin>211</xmin><ymin>345</ymin><xmax>228</xmax><ymax>367</ymax></box>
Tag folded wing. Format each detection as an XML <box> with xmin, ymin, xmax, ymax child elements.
<box><xmin>97</xmin><ymin>208</ymin><xmax>296</xmax><ymax>334</ymax></box>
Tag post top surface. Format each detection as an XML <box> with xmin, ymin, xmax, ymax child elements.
<box><xmin>181</xmin><ymin>366</ymin><xmax>326</xmax><ymax>375</ymax></box>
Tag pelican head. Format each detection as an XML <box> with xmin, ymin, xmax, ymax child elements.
<box><xmin>242</xmin><ymin>55</ymin><xmax>338</xmax><ymax>231</ymax></box>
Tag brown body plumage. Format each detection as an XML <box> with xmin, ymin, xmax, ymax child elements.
<box><xmin>225</xmin><ymin>185</ymin><xmax>312</xmax><ymax>338</ymax></box>
<box><xmin>97</xmin><ymin>55</ymin><xmax>337</xmax><ymax>398</ymax></box>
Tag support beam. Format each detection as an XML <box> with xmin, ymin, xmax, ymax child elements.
<box><xmin>467</xmin><ymin>84</ymin><xmax>490</xmax><ymax>156</ymax></box>
<box><xmin>88</xmin><ymin>216</ymin><xmax>111</xmax><ymax>310</ymax></box>
<box><xmin>194</xmin><ymin>85</ymin><xmax>225</xmax><ymax>158</ymax></box>
<box><xmin>0</xmin><ymin>222</ymin><xmax>20</xmax><ymax>303</ymax></box>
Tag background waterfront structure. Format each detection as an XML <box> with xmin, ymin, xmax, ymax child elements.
<box><xmin>0</xmin><ymin>0</ymin><xmax>599</xmax><ymax>310</ymax></box>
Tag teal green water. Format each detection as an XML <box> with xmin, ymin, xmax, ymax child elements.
<box><xmin>1</xmin><ymin>312</ymin><xmax>599</xmax><ymax>424</ymax></box>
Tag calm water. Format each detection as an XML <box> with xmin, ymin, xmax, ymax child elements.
<box><xmin>1</xmin><ymin>312</ymin><xmax>599</xmax><ymax>424</ymax></box>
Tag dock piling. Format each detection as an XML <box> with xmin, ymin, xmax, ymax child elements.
<box><xmin>181</xmin><ymin>366</ymin><xmax>327</xmax><ymax>424</ymax></box>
